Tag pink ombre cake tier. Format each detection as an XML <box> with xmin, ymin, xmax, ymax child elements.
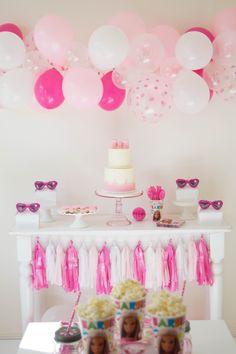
<box><xmin>104</xmin><ymin>182</ymin><xmax>136</xmax><ymax>193</ymax></box>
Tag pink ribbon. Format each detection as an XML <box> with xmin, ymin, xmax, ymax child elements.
<box><xmin>62</xmin><ymin>240</ymin><xmax>80</xmax><ymax>292</ymax></box>
<box><xmin>32</xmin><ymin>239</ymin><xmax>48</xmax><ymax>290</ymax></box>
<box><xmin>133</xmin><ymin>241</ymin><xmax>146</xmax><ymax>286</ymax></box>
<box><xmin>196</xmin><ymin>236</ymin><xmax>214</xmax><ymax>286</ymax></box>
<box><xmin>96</xmin><ymin>243</ymin><xmax>112</xmax><ymax>294</ymax></box>
<box><xmin>163</xmin><ymin>240</ymin><xmax>178</xmax><ymax>292</ymax></box>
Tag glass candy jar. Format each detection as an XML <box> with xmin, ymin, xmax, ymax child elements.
<box><xmin>54</xmin><ymin>325</ymin><xmax>83</xmax><ymax>354</ymax></box>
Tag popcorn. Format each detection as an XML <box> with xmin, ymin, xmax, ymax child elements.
<box><xmin>77</xmin><ymin>297</ymin><xmax>116</xmax><ymax>320</ymax></box>
<box><xmin>111</xmin><ymin>279</ymin><xmax>146</xmax><ymax>300</ymax></box>
<box><xmin>147</xmin><ymin>291</ymin><xmax>186</xmax><ymax>317</ymax></box>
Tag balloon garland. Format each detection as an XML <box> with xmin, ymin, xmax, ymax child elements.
<box><xmin>0</xmin><ymin>7</ymin><xmax>236</xmax><ymax>122</ymax></box>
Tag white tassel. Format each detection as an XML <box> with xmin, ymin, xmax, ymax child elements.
<box><xmin>110</xmin><ymin>243</ymin><xmax>121</xmax><ymax>286</ymax></box>
<box><xmin>79</xmin><ymin>243</ymin><xmax>89</xmax><ymax>288</ymax></box>
<box><xmin>176</xmin><ymin>238</ymin><xmax>188</xmax><ymax>286</ymax></box>
<box><xmin>156</xmin><ymin>240</ymin><xmax>164</xmax><ymax>289</ymax></box>
<box><xmin>46</xmin><ymin>241</ymin><xmax>56</xmax><ymax>285</ymax></box>
<box><xmin>145</xmin><ymin>244</ymin><xmax>156</xmax><ymax>289</ymax></box>
<box><xmin>121</xmin><ymin>244</ymin><xmax>133</xmax><ymax>280</ymax></box>
<box><xmin>88</xmin><ymin>243</ymin><xmax>98</xmax><ymax>289</ymax></box>
<box><xmin>187</xmin><ymin>238</ymin><xmax>197</xmax><ymax>281</ymax></box>
<box><xmin>54</xmin><ymin>243</ymin><xmax>65</xmax><ymax>286</ymax></box>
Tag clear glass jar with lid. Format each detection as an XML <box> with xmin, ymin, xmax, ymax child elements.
<box><xmin>54</xmin><ymin>325</ymin><xmax>83</xmax><ymax>354</ymax></box>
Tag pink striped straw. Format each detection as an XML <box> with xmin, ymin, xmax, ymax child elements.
<box><xmin>66</xmin><ymin>291</ymin><xmax>81</xmax><ymax>335</ymax></box>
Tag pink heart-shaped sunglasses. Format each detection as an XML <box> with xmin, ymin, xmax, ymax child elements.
<box><xmin>198</xmin><ymin>200</ymin><xmax>223</xmax><ymax>210</ymax></box>
<box><xmin>34</xmin><ymin>180</ymin><xmax>58</xmax><ymax>190</ymax></box>
<box><xmin>176</xmin><ymin>178</ymin><xmax>199</xmax><ymax>188</ymax></box>
<box><xmin>16</xmin><ymin>203</ymin><xmax>40</xmax><ymax>213</ymax></box>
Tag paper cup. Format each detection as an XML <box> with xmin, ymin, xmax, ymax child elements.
<box><xmin>149</xmin><ymin>313</ymin><xmax>186</xmax><ymax>354</ymax></box>
<box><xmin>114</xmin><ymin>297</ymin><xmax>146</xmax><ymax>342</ymax></box>
<box><xmin>150</xmin><ymin>200</ymin><xmax>163</xmax><ymax>221</ymax></box>
<box><xmin>78</xmin><ymin>315</ymin><xmax>116</xmax><ymax>353</ymax></box>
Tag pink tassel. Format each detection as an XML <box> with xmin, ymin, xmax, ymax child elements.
<box><xmin>96</xmin><ymin>243</ymin><xmax>112</xmax><ymax>295</ymax></box>
<box><xmin>62</xmin><ymin>240</ymin><xmax>80</xmax><ymax>292</ymax></box>
<box><xmin>196</xmin><ymin>236</ymin><xmax>214</xmax><ymax>286</ymax></box>
<box><xmin>133</xmin><ymin>241</ymin><xmax>146</xmax><ymax>286</ymax></box>
<box><xmin>163</xmin><ymin>240</ymin><xmax>178</xmax><ymax>292</ymax></box>
<box><xmin>32</xmin><ymin>239</ymin><xmax>48</xmax><ymax>290</ymax></box>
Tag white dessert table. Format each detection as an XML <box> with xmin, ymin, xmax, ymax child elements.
<box><xmin>10</xmin><ymin>214</ymin><xmax>231</xmax><ymax>332</ymax></box>
<box><xmin>17</xmin><ymin>320</ymin><xmax>236</xmax><ymax>354</ymax></box>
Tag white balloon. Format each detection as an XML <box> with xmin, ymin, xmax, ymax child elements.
<box><xmin>175</xmin><ymin>31</ymin><xmax>213</xmax><ymax>70</ymax></box>
<box><xmin>173</xmin><ymin>70</ymin><xmax>210</xmax><ymax>114</ymax></box>
<box><xmin>0</xmin><ymin>32</ymin><xmax>26</xmax><ymax>70</ymax></box>
<box><xmin>0</xmin><ymin>68</ymin><xmax>35</xmax><ymax>109</ymax></box>
<box><xmin>88</xmin><ymin>25</ymin><xmax>129</xmax><ymax>71</ymax></box>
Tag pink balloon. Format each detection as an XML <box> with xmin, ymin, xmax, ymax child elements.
<box><xmin>151</xmin><ymin>25</ymin><xmax>180</xmax><ymax>57</ymax></box>
<box><xmin>109</xmin><ymin>12</ymin><xmax>146</xmax><ymax>42</ymax></box>
<box><xmin>63</xmin><ymin>66</ymin><xmax>103</xmax><ymax>108</ymax></box>
<box><xmin>213</xmin><ymin>7</ymin><xmax>236</xmax><ymax>35</ymax></box>
<box><xmin>99</xmin><ymin>71</ymin><xmax>126</xmax><ymax>111</ymax></box>
<box><xmin>160</xmin><ymin>57</ymin><xmax>182</xmax><ymax>80</ymax></box>
<box><xmin>34</xmin><ymin>15</ymin><xmax>74</xmax><ymax>66</ymax></box>
<box><xmin>186</xmin><ymin>27</ymin><xmax>215</xmax><ymax>42</ymax></box>
<box><xmin>34</xmin><ymin>68</ymin><xmax>64</xmax><ymax>109</ymax></box>
<box><xmin>0</xmin><ymin>23</ymin><xmax>23</xmax><ymax>39</ymax></box>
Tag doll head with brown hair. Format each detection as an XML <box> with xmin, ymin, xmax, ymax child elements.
<box><xmin>88</xmin><ymin>331</ymin><xmax>109</xmax><ymax>354</ymax></box>
<box><xmin>121</xmin><ymin>311</ymin><xmax>141</xmax><ymax>341</ymax></box>
<box><xmin>157</xmin><ymin>329</ymin><xmax>181</xmax><ymax>354</ymax></box>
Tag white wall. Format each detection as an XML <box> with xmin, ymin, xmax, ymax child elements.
<box><xmin>0</xmin><ymin>0</ymin><xmax>236</xmax><ymax>339</ymax></box>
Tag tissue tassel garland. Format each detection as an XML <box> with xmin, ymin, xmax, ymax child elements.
<box><xmin>45</xmin><ymin>241</ymin><xmax>56</xmax><ymax>285</ymax></box>
<box><xmin>32</xmin><ymin>239</ymin><xmax>48</xmax><ymax>290</ymax></box>
<box><xmin>133</xmin><ymin>241</ymin><xmax>146</xmax><ymax>286</ymax></box>
<box><xmin>79</xmin><ymin>243</ymin><xmax>89</xmax><ymax>288</ymax></box>
<box><xmin>187</xmin><ymin>238</ymin><xmax>197</xmax><ymax>282</ymax></box>
<box><xmin>145</xmin><ymin>244</ymin><xmax>156</xmax><ymax>289</ymax></box>
<box><xmin>54</xmin><ymin>244</ymin><xmax>65</xmax><ymax>286</ymax></box>
<box><xmin>88</xmin><ymin>243</ymin><xmax>98</xmax><ymax>289</ymax></box>
<box><xmin>156</xmin><ymin>240</ymin><xmax>164</xmax><ymax>289</ymax></box>
<box><xmin>163</xmin><ymin>240</ymin><xmax>178</xmax><ymax>292</ymax></box>
<box><xmin>196</xmin><ymin>236</ymin><xmax>214</xmax><ymax>286</ymax></box>
<box><xmin>176</xmin><ymin>239</ymin><xmax>188</xmax><ymax>285</ymax></box>
<box><xmin>96</xmin><ymin>243</ymin><xmax>112</xmax><ymax>294</ymax></box>
<box><xmin>110</xmin><ymin>242</ymin><xmax>121</xmax><ymax>285</ymax></box>
<box><xmin>121</xmin><ymin>244</ymin><xmax>133</xmax><ymax>280</ymax></box>
<box><xmin>62</xmin><ymin>240</ymin><xmax>80</xmax><ymax>292</ymax></box>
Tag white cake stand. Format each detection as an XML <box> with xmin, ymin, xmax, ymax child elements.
<box><xmin>95</xmin><ymin>189</ymin><xmax>143</xmax><ymax>226</ymax></box>
<box><xmin>58</xmin><ymin>205</ymin><xmax>97</xmax><ymax>228</ymax></box>
<box><xmin>174</xmin><ymin>200</ymin><xmax>197</xmax><ymax>221</ymax></box>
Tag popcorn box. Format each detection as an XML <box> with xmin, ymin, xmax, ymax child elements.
<box><xmin>78</xmin><ymin>316</ymin><xmax>116</xmax><ymax>354</ymax></box>
<box><xmin>114</xmin><ymin>297</ymin><xmax>146</xmax><ymax>342</ymax></box>
<box><xmin>149</xmin><ymin>314</ymin><xmax>186</xmax><ymax>354</ymax></box>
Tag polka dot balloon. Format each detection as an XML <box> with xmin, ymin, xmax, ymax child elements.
<box><xmin>127</xmin><ymin>73</ymin><xmax>173</xmax><ymax>123</ymax></box>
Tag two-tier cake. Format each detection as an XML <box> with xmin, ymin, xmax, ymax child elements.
<box><xmin>103</xmin><ymin>139</ymin><xmax>136</xmax><ymax>193</ymax></box>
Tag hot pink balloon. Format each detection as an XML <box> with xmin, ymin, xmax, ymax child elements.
<box><xmin>213</xmin><ymin>7</ymin><xmax>236</xmax><ymax>35</ymax></box>
<box><xmin>34</xmin><ymin>15</ymin><xmax>74</xmax><ymax>66</ymax></box>
<box><xmin>0</xmin><ymin>23</ymin><xmax>23</xmax><ymax>39</ymax></box>
<box><xmin>151</xmin><ymin>25</ymin><xmax>180</xmax><ymax>57</ymax></box>
<box><xmin>34</xmin><ymin>68</ymin><xmax>64</xmax><ymax>109</ymax></box>
<box><xmin>186</xmin><ymin>27</ymin><xmax>215</xmax><ymax>43</ymax></box>
<box><xmin>109</xmin><ymin>12</ymin><xmax>146</xmax><ymax>42</ymax></box>
<box><xmin>99</xmin><ymin>71</ymin><xmax>126</xmax><ymax>111</ymax></box>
